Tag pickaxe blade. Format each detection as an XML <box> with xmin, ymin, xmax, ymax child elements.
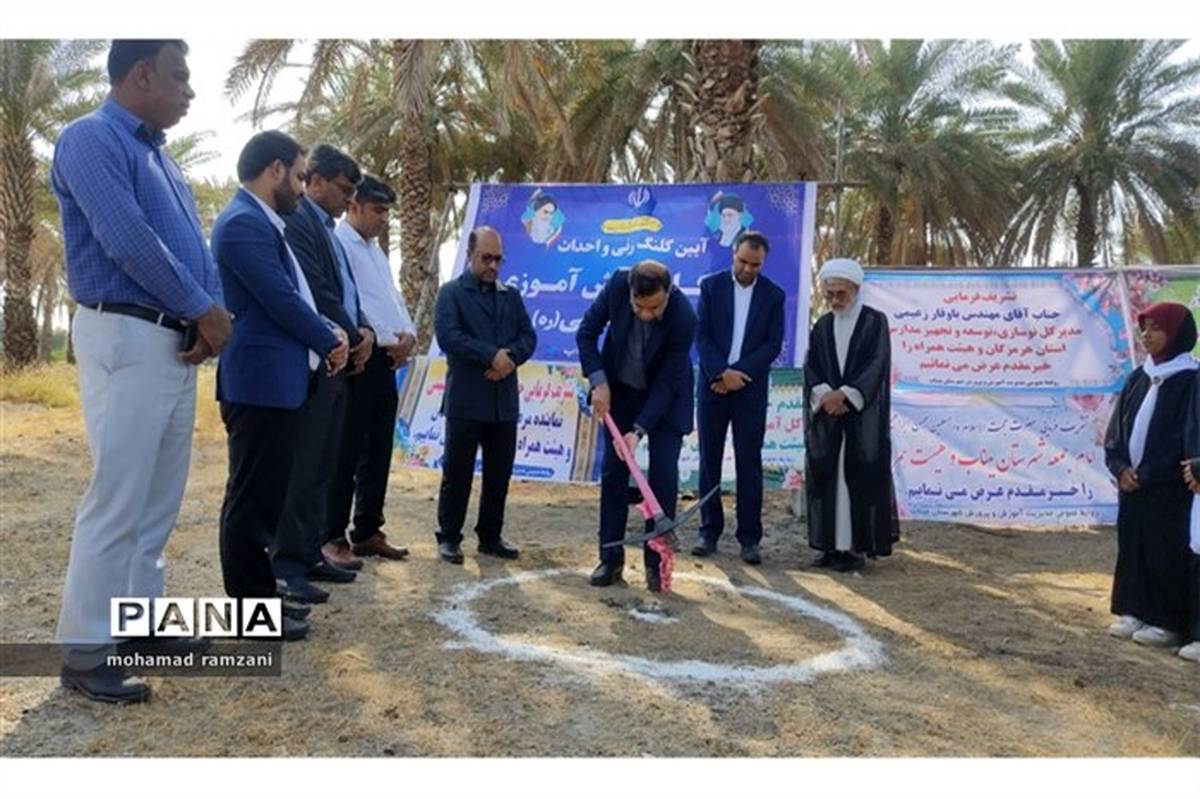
<box><xmin>601</xmin><ymin>483</ymin><xmax>721</xmax><ymax>548</ymax></box>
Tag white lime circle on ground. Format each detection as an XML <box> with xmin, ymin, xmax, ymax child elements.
<box><xmin>433</xmin><ymin>568</ymin><xmax>886</xmax><ymax>684</ymax></box>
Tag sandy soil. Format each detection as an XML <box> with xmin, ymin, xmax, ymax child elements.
<box><xmin>0</xmin><ymin>399</ymin><xmax>1197</xmax><ymax>757</ymax></box>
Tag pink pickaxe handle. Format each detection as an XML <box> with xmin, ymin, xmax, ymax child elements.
<box><xmin>602</xmin><ymin>412</ymin><xmax>664</xmax><ymax>521</ymax></box>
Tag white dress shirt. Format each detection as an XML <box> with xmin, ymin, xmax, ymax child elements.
<box><xmin>244</xmin><ymin>189</ymin><xmax>321</xmax><ymax>370</ymax></box>
<box><xmin>727</xmin><ymin>272</ymin><xmax>757</xmax><ymax>364</ymax></box>
<box><xmin>335</xmin><ymin>220</ymin><xmax>415</xmax><ymax>346</ymax></box>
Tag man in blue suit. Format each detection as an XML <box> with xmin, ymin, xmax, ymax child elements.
<box><xmin>577</xmin><ymin>260</ymin><xmax>697</xmax><ymax>591</ymax></box>
<box><xmin>694</xmin><ymin>231</ymin><xmax>785</xmax><ymax>565</ymax></box>
<box><xmin>211</xmin><ymin>131</ymin><xmax>349</xmax><ymax>638</ymax></box>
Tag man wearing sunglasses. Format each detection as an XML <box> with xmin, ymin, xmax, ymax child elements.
<box><xmin>432</xmin><ymin>227</ymin><xmax>537</xmax><ymax>564</ymax></box>
<box><xmin>803</xmin><ymin>258</ymin><xmax>900</xmax><ymax>573</ymax></box>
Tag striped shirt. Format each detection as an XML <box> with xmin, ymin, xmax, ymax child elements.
<box><xmin>50</xmin><ymin>97</ymin><xmax>221</xmax><ymax>320</ymax></box>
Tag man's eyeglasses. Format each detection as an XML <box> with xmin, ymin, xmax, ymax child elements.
<box><xmin>478</xmin><ymin>254</ymin><xmax>504</xmax><ymax>266</ymax></box>
<box><xmin>331</xmin><ymin>179</ymin><xmax>357</xmax><ymax>199</ymax></box>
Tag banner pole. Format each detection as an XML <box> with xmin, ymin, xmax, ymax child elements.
<box><xmin>1114</xmin><ymin>265</ymin><xmax>1140</xmax><ymax>371</ymax></box>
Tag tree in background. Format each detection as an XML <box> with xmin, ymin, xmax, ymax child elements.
<box><xmin>838</xmin><ymin>39</ymin><xmax>1019</xmax><ymax>266</ymax></box>
<box><xmin>229</xmin><ymin>39</ymin><xmax>454</xmax><ymax>346</ymax></box>
<box><xmin>0</xmin><ymin>39</ymin><xmax>105</xmax><ymax>368</ymax></box>
<box><xmin>1003</xmin><ymin>39</ymin><xmax>1200</xmax><ymax>266</ymax></box>
<box><xmin>686</xmin><ymin>40</ymin><xmax>762</xmax><ymax>182</ymax></box>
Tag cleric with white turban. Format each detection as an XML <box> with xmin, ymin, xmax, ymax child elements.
<box><xmin>803</xmin><ymin>258</ymin><xmax>900</xmax><ymax>571</ymax></box>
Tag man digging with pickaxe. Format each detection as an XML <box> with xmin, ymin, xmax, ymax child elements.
<box><xmin>577</xmin><ymin>260</ymin><xmax>711</xmax><ymax>592</ymax></box>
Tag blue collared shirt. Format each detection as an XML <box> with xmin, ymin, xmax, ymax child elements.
<box><xmin>303</xmin><ymin>196</ymin><xmax>360</xmax><ymax>323</ymax></box>
<box><xmin>50</xmin><ymin>97</ymin><xmax>221</xmax><ymax>320</ymax></box>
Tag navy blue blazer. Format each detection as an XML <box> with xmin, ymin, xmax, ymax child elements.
<box><xmin>212</xmin><ymin>189</ymin><xmax>341</xmax><ymax>410</ymax></box>
<box><xmin>433</xmin><ymin>270</ymin><xmax>537</xmax><ymax>422</ymax></box>
<box><xmin>696</xmin><ymin>270</ymin><xmax>785</xmax><ymax>407</ymax></box>
<box><xmin>576</xmin><ymin>269</ymin><xmax>697</xmax><ymax>436</ymax></box>
<box><xmin>282</xmin><ymin>197</ymin><xmax>369</xmax><ymax>346</ymax></box>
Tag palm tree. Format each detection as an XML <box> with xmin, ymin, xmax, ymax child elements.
<box><xmin>1003</xmin><ymin>39</ymin><xmax>1200</xmax><ymax>266</ymax></box>
<box><xmin>1125</xmin><ymin>204</ymin><xmax>1200</xmax><ymax>263</ymax></box>
<box><xmin>229</xmin><ymin>39</ymin><xmax>627</xmax><ymax>346</ymax></box>
<box><xmin>167</xmin><ymin>129</ymin><xmax>219</xmax><ymax>174</ymax></box>
<box><xmin>685</xmin><ymin>40</ymin><xmax>763</xmax><ymax>182</ymax></box>
<box><xmin>840</xmin><ymin>40</ymin><xmax>1018</xmax><ymax>267</ymax></box>
<box><xmin>756</xmin><ymin>40</ymin><xmax>847</xmax><ymax>182</ymax></box>
<box><xmin>229</xmin><ymin>39</ymin><xmax>472</xmax><ymax>347</ymax></box>
<box><xmin>557</xmin><ymin>40</ymin><xmax>691</xmax><ymax>182</ymax></box>
<box><xmin>0</xmin><ymin>39</ymin><xmax>105</xmax><ymax>368</ymax></box>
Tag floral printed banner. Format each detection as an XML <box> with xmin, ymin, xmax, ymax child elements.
<box><xmin>1121</xmin><ymin>267</ymin><xmax>1200</xmax><ymax>360</ymax></box>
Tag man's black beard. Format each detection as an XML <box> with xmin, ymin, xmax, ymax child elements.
<box><xmin>274</xmin><ymin>184</ymin><xmax>300</xmax><ymax>215</ymax></box>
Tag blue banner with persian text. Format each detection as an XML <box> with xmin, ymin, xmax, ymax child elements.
<box><xmin>445</xmin><ymin>182</ymin><xmax>817</xmax><ymax>365</ymax></box>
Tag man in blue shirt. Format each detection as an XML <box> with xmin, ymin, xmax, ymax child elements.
<box><xmin>50</xmin><ymin>40</ymin><xmax>232</xmax><ymax>703</ymax></box>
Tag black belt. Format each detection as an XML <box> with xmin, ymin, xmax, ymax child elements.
<box><xmin>82</xmin><ymin>302</ymin><xmax>186</xmax><ymax>332</ymax></box>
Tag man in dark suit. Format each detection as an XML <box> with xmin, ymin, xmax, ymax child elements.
<box><xmin>576</xmin><ymin>260</ymin><xmax>697</xmax><ymax>591</ymax></box>
<box><xmin>433</xmin><ymin>227</ymin><xmax>537</xmax><ymax>564</ymax></box>
<box><xmin>276</xmin><ymin>144</ymin><xmax>370</xmax><ymax>598</ymax></box>
<box><xmin>211</xmin><ymin>131</ymin><xmax>350</xmax><ymax>638</ymax></box>
<box><xmin>694</xmin><ymin>231</ymin><xmax>785</xmax><ymax>565</ymax></box>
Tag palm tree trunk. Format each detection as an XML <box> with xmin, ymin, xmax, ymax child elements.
<box><xmin>38</xmin><ymin>272</ymin><xmax>56</xmax><ymax>362</ymax></box>
<box><xmin>378</xmin><ymin>221</ymin><xmax>391</xmax><ymax>262</ymax></box>
<box><xmin>1</xmin><ymin>131</ymin><xmax>39</xmax><ymax>368</ymax></box>
<box><xmin>874</xmin><ymin>204</ymin><xmax>895</xmax><ymax>266</ymax></box>
<box><xmin>392</xmin><ymin>40</ymin><xmax>439</xmax><ymax>351</ymax></box>
<box><xmin>1074</xmin><ymin>177</ymin><xmax>1097</xmax><ymax>266</ymax></box>
<box><xmin>685</xmin><ymin>40</ymin><xmax>761</xmax><ymax>182</ymax></box>
<box><xmin>397</xmin><ymin>122</ymin><xmax>436</xmax><ymax>350</ymax></box>
<box><xmin>65</xmin><ymin>298</ymin><xmax>76</xmax><ymax>364</ymax></box>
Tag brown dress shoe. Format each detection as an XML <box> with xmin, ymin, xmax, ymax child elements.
<box><xmin>350</xmin><ymin>532</ymin><xmax>409</xmax><ymax>560</ymax></box>
<box><xmin>321</xmin><ymin>538</ymin><xmax>364</xmax><ymax>570</ymax></box>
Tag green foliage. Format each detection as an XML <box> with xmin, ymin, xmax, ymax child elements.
<box><xmin>1003</xmin><ymin>40</ymin><xmax>1200</xmax><ymax>266</ymax></box>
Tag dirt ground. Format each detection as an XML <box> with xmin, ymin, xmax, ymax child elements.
<box><xmin>0</xmin><ymin>398</ymin><xmax>1197</xmax><ymax>757</ymax></box>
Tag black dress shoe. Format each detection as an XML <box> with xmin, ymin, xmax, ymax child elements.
<box><xmin>478</xmin><ymin>538</ymin><xmax>520</xmax><ymax>560</ymax></box>
<box><xmin>61</xmin><ymin>664</ymin><xmax>150</xmax><ymax>704</ymax></box>
<box><xmin>282</xmin><ymin>599</ymin><xmax>311</xmax><ymax>620</ymax></box>
<box><xmin>832</xmin><ymin>552</ymin><xmax>865</xmax><ymax>572</ymax></box>
<box><xmin>308</xmin><ymin>559</ymin><xmax>358</xmax><ymax>583</ymax></box>
<box><xmin>589</xmin><ymin>561</ymin><xmax>624</xmax><ymax>586</ymax></box>
<box><xmin>281</xmin><ymin>616</ymin><xmax>310</xmax><ymax>641</ymax></box>
<box><xmin>277</xmin><ymin>578</ymin><xmax>329</xmax><ymax>604</ymax></box>
<box><xmin>812</xmin><ymin>551</ymin><xmax>836</xmax><ymax>568</ymax></box>
<box><xmin>740</xmin><ymin>544</ymin><xmax>762</xmax><ymax>565</ymax></box>
<box><xmin>438</xmin><ymin>541</ymin><xmax>464</xmax><ymax>564</ymax></box>
<box><xmin>690</xmin><ymin>538</ymin><xmax>716</xmax><ymax>557</ymax></box>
